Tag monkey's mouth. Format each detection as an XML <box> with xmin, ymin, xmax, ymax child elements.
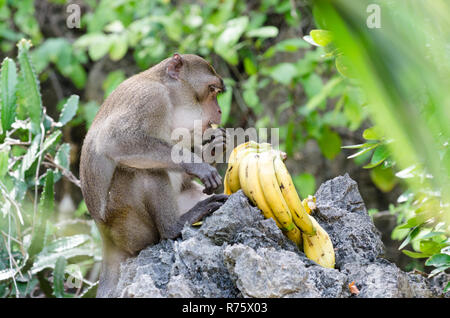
<box><xmin>207</xmin><ymin>120</ymin><xmax>220</xmax><ymax>130</ymax></box>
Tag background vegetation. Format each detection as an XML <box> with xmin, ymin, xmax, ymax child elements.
<box><xmin>0</xmin><ymin>0</ymin><xmax>448</xmax><ymax>297</ymax></box>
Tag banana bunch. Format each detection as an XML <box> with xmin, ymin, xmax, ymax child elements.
<box><xmin>223</xmin><ymin>141</ymin><xmax>335</xmax><ymax>269</ymax></box>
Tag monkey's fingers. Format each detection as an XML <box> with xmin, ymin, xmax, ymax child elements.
<box><xmin>202</xmin><ymin>178</ymin><xmax>213</xmax><ymax>194</ymax></box>
<box><xmin>206</xmin><ymin>201</ymin><xmax>224</xmax><ymax>214</ymax></box>
<box><xmin>207</xmin><ymin>194</ymin><xmax>229</xmax><ymax>203</ymax></box>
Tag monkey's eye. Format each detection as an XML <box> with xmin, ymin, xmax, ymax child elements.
<box><xmin>209</xmin><ymin>84</ymin><xmax>224</xmax><ymax>95</ymax></box>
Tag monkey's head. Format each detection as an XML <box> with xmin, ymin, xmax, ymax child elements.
<box><xmin>165</xmin><ymin>53</ymin><xmax>225</xmax><ymax>133</ymax></box>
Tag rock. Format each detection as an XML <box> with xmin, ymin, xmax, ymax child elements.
<box><xmin>314</xmin><ymin>174</ymin><xmax>384</xmax><ymax>268</ymax></box>
<box><xmin>112</xmin><ymin>175</ymin><xmax>449</xmax><ymax>298</ymax></box>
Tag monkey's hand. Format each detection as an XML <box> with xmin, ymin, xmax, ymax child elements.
<box><xmin>202</xmin><ymin>127</ymin><xmax>228</xmax><ymax>164</ymax></box>
<box><xmin>181</xmin><ymin>162</ymin><xmax>222</xmax><ymax>194</ymax></box>
<box><xmin>168</xmin><ymin>194</ymin><xmax>229</xmax><ymax>239</ymax></box>
<box><xmin>187</xmin><ymin>194</ymin><xmax>229</xmax><ymax>221</ymax></box>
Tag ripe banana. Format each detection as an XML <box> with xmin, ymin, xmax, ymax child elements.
<box><xmin>273</xmin><ymin>154</ymin><xmax>316</xmax><ymax>235</ymax></box>
<box><xmin>285</xmin><ymin>225</ymin><xmax>303</xmax><ymax>248</ymax></box>
<box><xmin>221</xmin><ymin>141</ymin><xmax>334</xmax><ymax>268</ymax></box>
<box><xmin>225</xmin><ymin>141</ymin><xmax>271</xmax><ymax>193</ymax></box>
<box><xmin>302</xmin><ymin>215</ymin><xmax>335</xmax><ymax>268</ymax></box>
<box><xmin>257</xmin><ymin>151</ymin><xmax>295</xmax><ymax>231</ymax></box>
<box><xmin>223</xmin><ymin>172</ymin><xmax>232</xmax><ymax>195</ymax></box>
<box><xmin>239</xmin><ymin>152</ymin><xmax>282</xmax><ymax>228</ymax></box>
<box><xmin>227</xmin><ymin>147</ymin><xmax>258</xmax><ymax>193</ymax></box>
<box><xmin>302</xmin><ymin>195</ymin><xmax>317</xmax><ymax>215</ymax></box>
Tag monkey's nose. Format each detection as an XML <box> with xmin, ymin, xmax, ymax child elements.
<box><xmin>218</xmin><ymin>109</ymin><xmax>222</xmax><ymax>114</ymax></box>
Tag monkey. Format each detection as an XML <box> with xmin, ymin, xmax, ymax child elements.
<box><xmin>79</xmin><ymin>53</ymin><xmax>229</xmax><ymax>297</ymax></box>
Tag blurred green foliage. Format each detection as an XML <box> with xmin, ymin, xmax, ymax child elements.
<box><xmin>311</xmin><ymin>0</ymin><xmax>449</xmax><ymax>287</ymax></box>
<box><xmin>1</xmin><ymin>0</ymin><xmax>448</xmax><ymax>296</ymax></box>
<box><xmin>0</xmin><ymin>40</ymin><xmax>100</xmax><ymax>297</ymax></box>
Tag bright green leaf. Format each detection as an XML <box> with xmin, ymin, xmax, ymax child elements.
<box><xmin>0</xmin><ymin>57</ymin><xmax>18</xmax><ymax>135</ymax></box>
<box><xmin>310</xmin><ymin>29</ymin><xmax>333</xmax><ymax>47</ymax></box>
<box><xmin>246</xmin><ymin>26</ymin><xmax>278</xmax><ymax>38</ymax></box>
<box><xmin>293</xmin><ymin>173</ymin><xmax>316</xmax><ymax>199</ymax></box>
<box><xmin>58</xmin><ymin>95</ymin><xmax>79</xmax><ymax>126</ymax></box>
<box><xmin>370</xmin><ymin>165</ymin><xmax>397</xmax><ymax>192</ymax></box>
<box><xmin>318</xmin><ymin>126</ymin><xmax>342</xmax><ymax>160</ymax></box>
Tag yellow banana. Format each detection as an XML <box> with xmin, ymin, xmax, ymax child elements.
<box><xmin>226</xmin><ymin>141</ymin><xmax>271</xmax><ymax>193</ymax></box>
<box><xmin>284</xmin><ymin>225</ymin><xmax>303</xmax><ymax>248</ymax></box>
<box><xmin>302</xmin><ymin>195</ymin><xmax>317</xmax><ymax>215</ymax></box>
<box><xmin>241</xmin><ymin>152</ymin><xmax>302</xmax><ymax>247</ymax></box>
<box><xmin>238</xmin><ymin>152</ymin><xmax>253</xmax><ymax>199</ymax></box>
<box><xmin>273</xmin><ymin>154</ymin><xmax>316</xmax><ymax>235</ymax></box>
<box><xmin>258</xmin><ymin>151</ymin><xmax>295</xmax><ymax>231</ymax></box>
<box><xmin>223</xmin><ymin>172</ymin><xmax>232</xmax><ymax>195</ymax></box>
<box><xmin>302</xmin><ymin>215</ymin><xmax>335</xmax><ymax>268</ymax></box>
<box><xmin>227</xmin><ymin>147</ymin><xmax>258</xmax><ymax>192</ymax></box>
<box><xmin>240</xmin><ymin>153</ymin><xmax>283</xmax><ymax>228</ymax></box>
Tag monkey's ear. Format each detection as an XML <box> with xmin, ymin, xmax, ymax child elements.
<box><xmin>167</xmin><ymin>53</ymin><xmax>183</xmax><ymax>80</ymax></box>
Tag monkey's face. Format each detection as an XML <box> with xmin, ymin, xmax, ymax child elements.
<box><xmin>167</xmin><ymin>54</ymin><xmax>225</xmax><ymax>134</ymax></box>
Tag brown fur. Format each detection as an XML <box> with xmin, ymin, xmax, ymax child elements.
<box><xmin>79</xmin><ymin>54</ymin><xmax>226</xmax><ymax>297</ymax></box>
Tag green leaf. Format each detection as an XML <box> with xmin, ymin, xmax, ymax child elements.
<box><xmin>0</xmin><ymin>149</ymin><xmax>8</xmax><ymax>177</ymax></box>
<box><xmin>243</xmin><ymin>57</ymin><xmax>257</xmax><ymax>75</ymax></box>
<box><xmin>342</xmin><ymin>142</ymin><xmax>375</xmax><ymax>149</ymax></box>
<box><xmin>39</xmin><ymin>131</ymin><xmax>62</xmax><ymax>158</ymax></box>
<box><xmin>398</xmin><ymin>226</ymin><xmax>420</xmax><ymax>250</ymax></box>
<box><xmin>402</xmin><ymin>250</ymin><xmax>429</xmax><ymax>259</ymax></box>
<box><xmin>53</xmin><ymin>256</ymin><xmax>67</xmax><ymax>298</ymax></box>
<box><xmin>88</xmin><ymin>35</ymin><xmax>112</xmax><ymax>61</ymax></box>
<box><xmin>420</xmin><ymin>240</ymin><xmax>445</xmax><ymax>255</ymax></box>
<box><xmin>305</xmin><ymin>77</ymin><xmax>343</xmax><ymax>112</ymax></box>
<box><xmin>215</xmin><ymin>16</ymin><xmax>249</xmax><ymax>65</ymax></box>
<box><xmin>302</xmin><ymin>73</ymin><xmax>324</xmax><ymax>101</ymax></box>
<box><xmin>218</xmin><ymin>79</ymin><xmax>233</xmax><ymax>125</ymax></box>
<box><xmin>246</xmin><ymin>26</ymin><xmax>278</xmax><ymax>38</ymax></box>
<box><xmin>17</xmin><ymin>39</ymin><xmax>42</xmax><ymax>134</ymax></box>
<box><xmin>102</xmin><ymin>70</ymin><xmax>125</xmax><ymax>99</ymax></box>
<box><xmin>42</xmin><ymin>235</ymin><xmax>91</xmax><ymax>254</ymax></box>
<box><xmin>318</xmin><ymin>126</ymin><xmax>342</xmax><ymax>160</ymax></box>
<box><xmin>363</xmin><ymin>126</ymin><xmax>383</xmax><ymax>140</ymax></box>
<box><xmin>275</xmin><ymin>38</ymin><xmax>310</xmax><ymax>52</ymax></box>
<box><xmin>363</xmin><ymin>144</ymin><xmax>389</xmax><ymax>169</ymax></box>
<box><xmin>425</xmin><ymin>254</ymin><xmax>450</xmax><ymax>267</ymax></box>
<box><xmin>80</xmin><ymin>282</ymin><xmax>98</xmax><ymax>298</ymax></box>
<box><xmin>0</xmin><ymin>57</ymin><xmax>18</xmax><ymax>135</ymax></box>
<box><xmin>268</xmin><ymin>63</ymin><xmax>298</xmax><ymax>85</ymax></box>
<box><xmin>0</xmin><ymin>268</ymin><xmax>17</xmax><ymax>283</ymax></box>
<box><xmin>370</xmin><ymin>165</ymin><xmax>397</xmax><ymax>192</ymax></box>
<box><xmin>55</xmin><ymin>143</ymin><xmax>71</xmax><ymax>170</ymax></box>
<box><xmin>31</xmin><ymin>246</ymin><xmax>97</xmax><ymax>274</ymax></box>
<box><xmin>109</xmin><ymin>34</ymin><xmax>128</xmax><ymax>61</ymax></box>
<box><xmin>335</xmin><ymin>55</ymin><xmax>355</xmax><ymax>78</ymax></box>
<box><xmin>58</xmin><ymin>95</ymin><xmax>79</xmax><ymax>126</ymax></box>
<box><xmin>23</xmin><ymin>170</ymin><xmax>54</xmax><ymax>272</ymax></box>
<box><xmin>293</xmin><ymin>173</ymin><xmax>316</xmax><ymax>199</ymax></box>
<box><xmin>20</xmin><ymin>134</ymin><xmax>40</xmax><ymax>178</ymax></box>
<box><xmin>310</xmin><ymin>29</ymin><xmax>333</xmax><ymax>47</ymax></box>
<box><xmin>346</xmin><ymin>143</ymin><xmax>378</xmax><ymax>159</ymax></box>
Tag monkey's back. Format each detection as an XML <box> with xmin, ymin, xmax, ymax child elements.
<box><xmin>79</xmin><ymin>70</ymin><xmax>172</xmax><ymax>223</ymax></box>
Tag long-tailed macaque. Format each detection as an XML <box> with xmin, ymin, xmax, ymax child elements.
<box><xmin>79</xmin><ymin>53</ymin><xmax>229</xmax><ymax>297</ymax></box>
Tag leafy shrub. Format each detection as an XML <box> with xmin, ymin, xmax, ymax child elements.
<box><xmin>0</xmin><ymin>39</ymin><xmax>100</xmax><ymax>298</ymax></box>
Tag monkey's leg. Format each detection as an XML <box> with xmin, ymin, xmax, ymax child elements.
<box><xmin>96</xmin><ymin>226</ymin><xmax>130</xmax><ymax>298</ymax></box>
<box><xmin>148</xmin><ymin>172</ymin><xmax>228</xmax><ymax>240</ymax></box>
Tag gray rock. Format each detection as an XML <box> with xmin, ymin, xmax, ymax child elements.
<box><xmin>112</xmin><ymin>175</ymin><xmax>448</xmax><ymax>298</ymax></box>
<box><xmin>314</xmin><ymin>174</ymin><xmax>384</xmax><ymax>268</ymax></box>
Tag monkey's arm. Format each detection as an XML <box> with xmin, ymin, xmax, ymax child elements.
<box><xmin>162</xmin><ymin>194</ymin><xmax>229</xmax><ymax>239</ymax></box>
<box><xmin>101</xmin><ymin>126</ymin><xmax>222</xmax><ymax>194</ymax></box>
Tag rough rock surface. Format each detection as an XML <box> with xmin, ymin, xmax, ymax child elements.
<box><xmin>112</xmin><ymin>174</ymin><xmax>449</xmax><ymax>298</ymax></box>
